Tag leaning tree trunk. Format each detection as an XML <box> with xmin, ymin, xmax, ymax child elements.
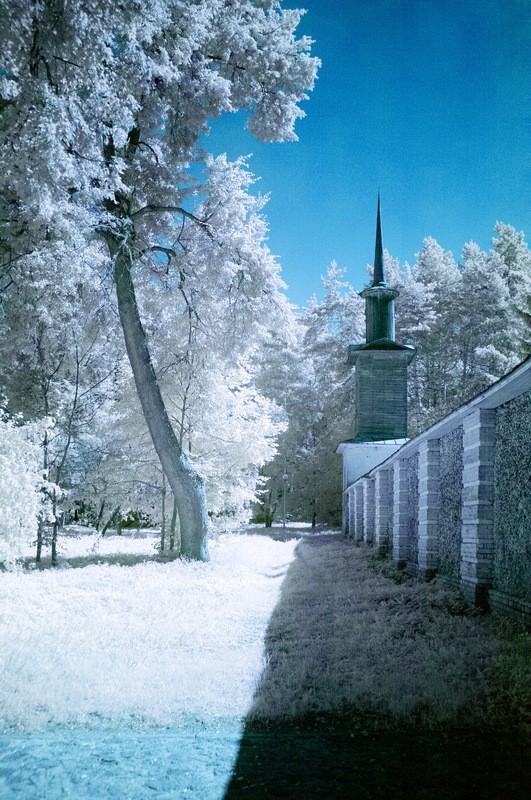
<box><xmin>108</xmin><ymin>238</ymin><xmax>209</xmax><ymax>561</ymax></box>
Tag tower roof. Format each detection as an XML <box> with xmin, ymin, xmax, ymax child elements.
<box><xmin>372</xmin><ymin>194</ymin><xmax>386</xmax><ymax>287</ymax></box>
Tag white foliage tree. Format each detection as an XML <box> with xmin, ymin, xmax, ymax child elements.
<box><xmin>260</xmin><ymin>265</ymin><xmax>365</xmax><ymax>525</ymax></box>
<box><xmin>492</xmin><ymin>222</ymin><xmax>531</xmax><ymax>303</ymax></box>
<box><xmin>454</xmin><ymin>242</ymin><xmax>513</xmax><ymax>394</ymax></box>
<box><xmin>491</xmin><ymin>222</ymin><xmax>531</xmax><ymax>353</ymax></box>
<box><xmin>0</xmin><ymin>414</ymin><xmax>52</xmax><ymax>565</ymax></box>
<box><xmin>0</xmin><ymin>237</ymin><xmax>123</xmax><ymax>561</ymax></box>
<box><xmin>1</xmin><ymin>0</ymin><xmax>319</xmax><ymax>560</ymax></box>
<box><xmin>142</xmin><ymin>155</ymin><xmax>293</xmax><ymax>533</ymax></box>
<box><xmin>394</xmin><ymin>230</ymin><xmax>521</xmax><ymax>430</ymax></box>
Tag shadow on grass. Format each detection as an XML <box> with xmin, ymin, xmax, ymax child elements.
<box><xmin>245</xmin><ymin>525</ymin><xmax>327</xmax><ymax>542</ymax></box>
<box><xmin>21</xmin><ymin>552</ymin><xmax>181</xmax><ymax>571</ymax></box>
<box><xmin>17</xmin><ymin>547</ymin><xmax>180</xmax><ymax>572</ymax></box>
<box><xmin>224</xmin><ymin>534</ymin><xmax>529</xmax><ymax>800</ymax></box>
<box><xmin>15</xmin><ymin>526</ymin><xmax>313</xmax><ymax>572</ymax></box>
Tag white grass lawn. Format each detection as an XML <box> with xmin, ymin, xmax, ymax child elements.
<box><xmin>0</xmin><ymin>528</ymin><xmax>528</xmax><ymax>800</ymax></box>
<box><xmin>0</xmin><ymin>528</ymin><xmax>300</xmax><ymax>733</ymax></box>
<box><xmin>1</xmin><ymin>527</ymin><xmax>527</xmax><ymax>736</ymax></box>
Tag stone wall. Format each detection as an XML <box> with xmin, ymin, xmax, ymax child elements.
<box><xmin>375</xmin><ymin>467</ymin><xmax>393</xmax><ymax>554</ymax></box>
<box><xmin>437</xmin><ymin>427</ymin><xmax>463</xmax><ymax>580</ymax></box>
<box><xmin>406</xmin><ymin>453</ymin><xmax>419</xmax><ymax>568</ymax></box>
<box><xmin>492</xmin><ymin>392</ymin><xmax>531</xmax><ymax>603</ymax></box>
<box><xmin>341</xmin><ymin>360</ymin><xmax>531</xmax><ymax>618</ymax></box>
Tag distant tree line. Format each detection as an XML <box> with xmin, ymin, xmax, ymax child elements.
<box><xmin>1</xmin><ymin>1</ymin><xmax>528</xmax><ymax>558</ymax></box>
<box><xmin>260</xmin><ymin>225</ymin><xmax>530</xmax><ymax>526</ymax></box>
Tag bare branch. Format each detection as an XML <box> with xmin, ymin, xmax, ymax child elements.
<box><xmin>78</xmin><ymin>368</ymin><xmax>117</xmax><ymax>400</ymax></box>
<box><xmin>62</xmin><ymin>139</ymin><xmax>103</xmax><ymax>164</ymax></box>
<box><xmin>131</xmin><ymin>205</ymin><xmax>214</xmax><ymax>237</ymax></box>
<box><xmin>138</xmin><ymin>141</ymin><xmax>160</xmax><ymax>164</ymax></box>
<box><xmin>145</xmin><ymin>245</ymin><xmax>176</xmax><ymax>264</ymax></box>
<box><xmin>171</xmin><ymin>214</ymin><xmax>188</xmax><ymax>252</ymax></box>
<box><xmin>52</xmin><ymin>55</ymin><xmax>81</xmax><ymax>68</ymax></box>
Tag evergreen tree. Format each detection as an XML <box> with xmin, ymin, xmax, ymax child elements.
<box><xmin>260</xmin><ymin>265</ymin><xmax>364</xmax><ymax>525</ymax></box>
<box><xmin>453</xmin><ymin>242</ymin><xmax>513</xmax><ymax>396</ymax></box>
<box><xmin>491</xmin><ymin>222</ymin><xmax>531</xmax><ymax>355</ymax></box>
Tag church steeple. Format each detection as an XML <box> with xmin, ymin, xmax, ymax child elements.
<box><xmin>337</xmin><ymin>198</ymin><xmax>417</xmax><ymax>524</ymax></box>
<box><xmin>346</xmin><ymin>196</ymin><xmax>416</xmax><ymax>442</ymax></box>
<box><xmin>360</xmin><ymin>196</ymin><xmax>398</xmax><ymax>344</ymax></box>
<box><xmin>372</xmin><ymin>193</ymin><xmax>385</xmax><ymax>287</ymax></box>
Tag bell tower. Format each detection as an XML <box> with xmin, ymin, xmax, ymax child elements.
<box><xmin>337</xmin><ymin>198</ymin><xmax>415</xmax><ymax>497</ymax></box>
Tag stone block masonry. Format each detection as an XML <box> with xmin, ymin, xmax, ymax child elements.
<box><xmin>393</xmin><ymin>460</ymin><xmax>409</xmax><ymax>568</ymax></box>
<box><xmin>340</xmin><ymin>359</ymin><xmax>531</xmax><ymax>618</ymax></box>
<box><xmin>375</xmin><ymin>468</ymin><xmax>393</xmax><ymax>554</ymax></box>
<box><xmin>460</xmin><ymin>409</ymin><xmax>496</xmax><ymax>607</ymax></box>
<box><xmin>363</xmin><ymin>478</ymin><xmax>376</xmax><ymax>544</ymax></box>
<box><xmin>417</xmin><ymin>439</ymin><xmax>440</xmax><ymax>580</ymax></box>
<box><xmin>354</xmin><ymin>482</ymin><xmax>364</xmax><ymax>543</ymax></box>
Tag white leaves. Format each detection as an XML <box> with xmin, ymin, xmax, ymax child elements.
<box><xmin>0</xmin><ymin>1</ymin><xmax>319</xmax><ymax>529</ymax></box>
<box><xmin>0</xmin><ymin>417</ymin><xmax>51</xmax><ymax>565</ymax></box>
<box><xmin>1</xmin><ymin>0</ymin><xmax>318</xmax><ymax>231</ymax></box>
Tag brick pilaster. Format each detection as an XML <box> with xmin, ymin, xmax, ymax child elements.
<box><xmin>343</xmin><ymin>490</ymin><xmax>350</xmax><ymax>536</ymax></box>
<box><xmin>460</xmin><ymin>408</ymin><xmax>496</xmax><ymax>607</ymax></box>
<box><xmin>345</xmin><ymin>487</ymin><xmax>353</xmax><ymax>538</ymax></box>
<box><xmin>354</xmin><ymin>482</ymin><xmax>364</xmax><ymax>543</ymax></box>
<box><xmin>393</xmin><ymin>459</ymin><xmax>409</xmax><ymax>567</ymax></box>
<box><xmin>363</xmin><ymin>477</ymin><xmax>376</xmax><ymax>544</ymax></box>
<box><xmin>417</xmin><ymin>439</ymin><xmax>440</xmax><ymax>580</ymax></box>
<box><xmin>375</xmin><ymin>468</ymin><xmax>392</xmax><ymax>554</ymax></box>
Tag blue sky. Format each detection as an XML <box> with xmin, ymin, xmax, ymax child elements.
<box><xmin>203</xmin><ymin>0</ymin><xmax>530</xmax><ymax>308</ymax></box>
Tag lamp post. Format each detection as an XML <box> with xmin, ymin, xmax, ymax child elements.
<box><xmin>282</xmin><ymin>473</ymin><xmax>289</xmax><ymax>530</ymax></box>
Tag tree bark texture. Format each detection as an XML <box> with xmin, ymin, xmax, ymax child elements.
<box><xmin>160</xmin><ymin>472</ymin><xmax>166</xmax><ymax>552</ymax></box>
<box><xmin>101</xmin><ymin>505</ymin><xmax>120</xmax><ymax>537</ymax></box>
<box><xmin>169</xmin><ymin>495</ymin><xmax>180</xmax><ymax>553</ymax></box>
<box><xmin>109</xmin><ymin>238</ymin><xmax>209</xmax><ymax>561</ymax></box>
<box><xmin>51</xmin><ymin>489</ymin><xmax>58</xmax><ymax>566</ymax></box>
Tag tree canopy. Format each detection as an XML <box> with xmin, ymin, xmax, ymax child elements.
<box><xmin>0</xmin><ymin>0</ymin><xmax>319</xmax><ymax>561</ymax></box>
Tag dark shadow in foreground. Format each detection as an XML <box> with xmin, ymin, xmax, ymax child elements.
<box><xmin>224</xmin><ymin>534</ymin><xmax>529</xmax><ymax>800</ymax></box>
<box><xmin>223</xmin><ymin>717</ymin><xmax>527</xmax><ymax>800</ymax></box>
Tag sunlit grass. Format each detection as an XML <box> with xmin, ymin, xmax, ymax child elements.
<box><xmin>1</xmin><ymin>528</ymin><xmax>527</xmax><ymax>738</ymax></box>
<box><xmin>0</xmin><ymin>529</ymin><xmax>298</xmax><ymax>733</ymax></box>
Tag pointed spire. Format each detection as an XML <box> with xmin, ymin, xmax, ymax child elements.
<box><xmin>372</xmin><ymin>193</ymin><xmax>386</xmax><ymax>287</ymax></box>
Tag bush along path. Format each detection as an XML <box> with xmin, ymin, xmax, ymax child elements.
<box><xmin>225</xmin><ymin>533</ymin><xmax>530</xmax><ymax>800</ymax></box>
